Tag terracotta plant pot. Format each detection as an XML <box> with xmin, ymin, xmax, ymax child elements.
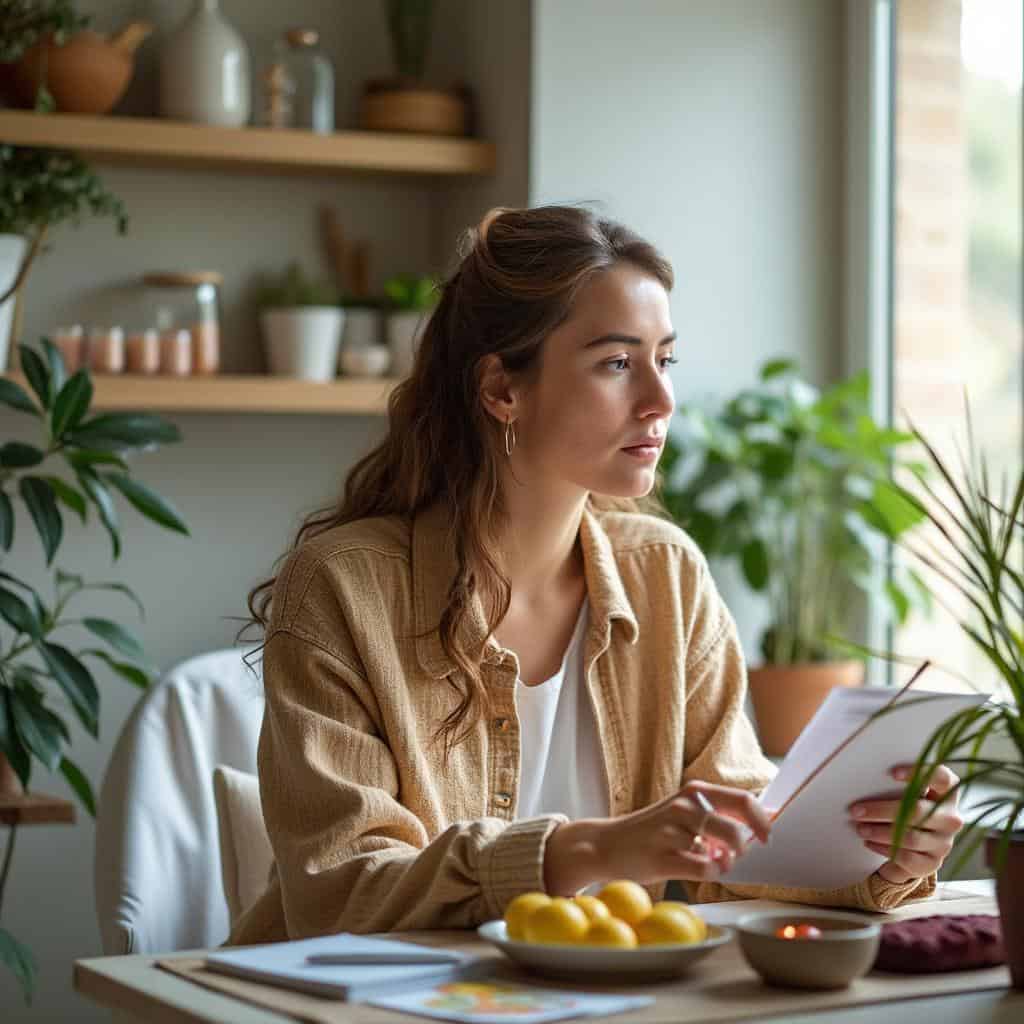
<box><xmin>12</xmin><ymin>22</ymin><xmax>151</xmax><ymax>115</ymax></box>
<box><xmin>748</xmin><ymin>660</ymin><xmax>865</xmax><ymax>757</ymax></box>
<box><xmin>0</xmin><ymin>750</ymin><xmax>23</xmax><ymax>798</ymax></box>
<box><xmin>987</xmin><ymin>831</ymin><xmax>1024</xmax><ymax>989</ymax></box>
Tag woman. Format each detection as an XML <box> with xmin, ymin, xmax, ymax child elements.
<box><xmin>228</xmin><ymin>205</ymin><xmax>962</xmax><ymax>945</ymax></box>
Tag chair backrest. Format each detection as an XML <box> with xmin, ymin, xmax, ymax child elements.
<box><xmin>94</xmin><ymin>647</ymin><xmax>264</xmax><ymax>954</ymax></box>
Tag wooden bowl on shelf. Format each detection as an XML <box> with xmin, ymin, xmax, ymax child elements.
<box><xmin>360</xmin><ymin>80</ymin><xmax>468</xmax><ymax>136</ymax></box>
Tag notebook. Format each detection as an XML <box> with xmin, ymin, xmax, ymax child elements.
<box><xmin>722</xmin><ymin>672</ymin><xmax>987</xmax><ymax>889</ymax></box>
<box><xmin>205</xmin><ymin>933</ymin><xmax>485</xmax><ymax>1001</ymax></box>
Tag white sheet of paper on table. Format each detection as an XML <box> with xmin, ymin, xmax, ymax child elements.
<box><xmin>721</xmin><ymin>686</ymin><xmax>987</xmax><ymax>890</ymax></box>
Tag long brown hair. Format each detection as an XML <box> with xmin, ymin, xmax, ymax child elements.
<box><xmin>245</xmin><ymin>204</ymin><xmax>675</xmax><ymax>751</ymax></box>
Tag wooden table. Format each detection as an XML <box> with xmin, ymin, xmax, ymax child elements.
<box><xmin>74</xmin><ymin>882</ymin><xmax>1023</xmax><ymax>1024</ymax></box>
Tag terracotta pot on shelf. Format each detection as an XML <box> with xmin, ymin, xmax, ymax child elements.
<box><xmin>748</xmin><ymin>660</ymin><xmax>865</xmax><ymax>757</ymax></box>
<box><xmin>360</xmin><ymin>76</ymin><xmax>469</xmax><ymax>136</ymax></box>
<box><xmin>987</xmin><ymin>831</ymin><xmax>1024</xmax><ymax>989</ymax></box>
<box><xmin>11</xmin><ymin>21</ymin><xmax>152</xmax><ymax>115</ymax></box>
<box><xmin>0</xmin><ymin>750</ymin><xmax>23</xmax><ymax>798</ymax></box>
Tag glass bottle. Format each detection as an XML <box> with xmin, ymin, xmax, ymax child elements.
<box><xmin>282</xmin><ymin>28</ymin><xmax>334</xmax><ymax>134</ymax></box>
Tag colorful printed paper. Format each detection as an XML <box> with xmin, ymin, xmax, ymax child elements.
<box><xmin>368</xmin><ymin>980</ymin><xmax>653</xmax><ymax>1023</ymax></box>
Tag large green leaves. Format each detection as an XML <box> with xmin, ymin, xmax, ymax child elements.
<box><xmin>0</xmin><ymin>927</ymin><xmax>37</xmax><ymax>1006</ymax></box>
<box><xmin>0</xmin><ymin>584</ymin><xmax>41</xmax><ymax>636</ymax></box>
<box><xmin>18</xmin><ymin>476</ymin><xmax>63</xmax><ymax>564</ymax></box>
<box><xmin>38</xmin><ymin>642</ymin><xmax>99</xmax><ymax>737</ymax></box>
<box><xmin>0</xmin><ymin>442</ymin><xmax>44</xmax><ymax>468</ymax></box>
<box><xmin>9</xmin><ymin>684</ymin><xmax>67</xmax><ymax>773</ymax></box>
<box><xmin>75</xmin><ymin>467</ymin><xmax>120</xmax><ymax>559</ymax></box>
<box><xmin>67</xmin><ymin>413</ymin><xmax>181</xmax><ymax>452</ymax></box>
<box><xmin>17</xmin><ymin>344</ymin><xmax>53</xmax><ymax>410</ymax></box>
<box><xmin>60</xmin><ymin>756</ymin><xmax>96</xmax><ymax>817</ymax></box>
<box><xmin>82</xmin><ymin>617</ymin><xmax>145</xmax><ymax>660</ymax></box>
<box><xmin>50</xmin><ymin>370</ymin><xmax>93</xmax><ymax>439</ymax></box>
<box><xmin>105</xmin><ymin>473</ymin><xmax>189</xmax><ymax>536</ymax></box>
<box><xmin>0</xmin><ymin>377</ymin><xmax>39</xmax><ymax>416</ymax></box>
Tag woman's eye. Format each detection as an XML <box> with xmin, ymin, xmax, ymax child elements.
<box><xmin>604</xmin><ymin>355</ymin><xmax>678</xmax><ymax>372</ymax></box>
<box><xmin>661</xmin><ymin>355</ymin><xmax>679</xmax><ymax>369</ymax></box>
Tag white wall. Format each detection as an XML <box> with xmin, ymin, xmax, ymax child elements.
<box><xmin>0</xmin><ymin>2</ymin><xmax>529</xmax><ymax>1019</ymax></box>
<box><xmin>0</xmin><ymin>1</ymin><xmax>843</xmax><ymax>1018</ymax></box>
<box><xmin>530</xmin><ymin>0</ymin><xmax>843</xmax><ymax>653</ymax></box>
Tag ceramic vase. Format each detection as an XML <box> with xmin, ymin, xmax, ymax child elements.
<box><xmin>160</xmin><ymin>0</ymin><xmax>250</xmax><ymax>126</ymax></box>
<box><xmin>261</xmin><ymin>307</ymin><xmax>344</xmax><ymax>381</ymax></box>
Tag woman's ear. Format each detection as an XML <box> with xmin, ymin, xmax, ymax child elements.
<box><xmin>478</xmin><ymin>353</ymin><xmax>522</xmax><ymax>424</ymax></box>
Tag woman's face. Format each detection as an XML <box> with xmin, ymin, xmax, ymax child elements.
<box><xmin>515</xmin><ymin>264</ymin><xmax>676</xmax><ymax>499</ymax></box>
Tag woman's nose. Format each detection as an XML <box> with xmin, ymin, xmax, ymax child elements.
<box><xmin>640</xmin><ymin>363</ymin><xmax>675</xmax><ymax>418</ymax></box>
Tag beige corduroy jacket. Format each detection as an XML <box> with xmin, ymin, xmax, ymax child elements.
<box><xmin>227</xmin><ymin>502</ymin><xmax>933</xmax><ymax>945</ymax></box>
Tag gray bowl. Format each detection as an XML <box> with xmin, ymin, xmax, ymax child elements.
<box><xmin>736</xmin><ymin>911</ymin><xmax>881</xmax><ymax>989</ymax></box>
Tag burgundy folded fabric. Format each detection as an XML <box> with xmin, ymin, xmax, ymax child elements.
<box><xmin>874</xmin><ymin>914</ymin><xmax>1005</xmax><ymax>973</ymax></box>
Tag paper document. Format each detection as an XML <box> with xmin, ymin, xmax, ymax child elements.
<box><xmin>722</xmin><ymin>685</ymin><xmax>986</xmax><ymax>890</ymax></box>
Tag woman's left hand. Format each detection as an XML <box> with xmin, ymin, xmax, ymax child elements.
<box><xmin>848</xmin><ymin>764</ymin><xmax>965</xmax><ymax>885</ymax></box>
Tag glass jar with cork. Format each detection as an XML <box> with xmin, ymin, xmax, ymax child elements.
<box><xmin>142</xmin><ymin>271</ymin><xmax>223</xmax><ymax>375</ymax></box>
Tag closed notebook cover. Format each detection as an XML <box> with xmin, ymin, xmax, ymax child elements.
<box><xmin>205</xmin><ymin>933</ymin><xmax>478</xmax><ymax>1001</ymax></box>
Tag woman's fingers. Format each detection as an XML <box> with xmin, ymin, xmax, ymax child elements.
<box><xmin>685</xmin><ymin>782</ymin><xmax>772</xmax><ymax>841</ymax></box>
<box><xmin>849</xmin><ymin>798</ymin><xmax>961</xmax><ymax>832</ymax></box>
<box><xmin>890</xmin><ymin>763</ymin><xmax>961</xmax><ymax>800</ymax></box>
<box><xmin>856</xmin><ymin>824</ymin><xmax>955</xmax><ymax>857</ymax></box>
<box><xmin>865</xmin><ymin>840</ymin><xmax>942</xmax><ymax>879</ymax></box>
<box><xmin>670</xmin><ymin>799</ymin><xmax>749</xmax><ymax>853</ymax></box>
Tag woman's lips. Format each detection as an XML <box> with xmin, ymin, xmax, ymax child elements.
<box><xmin>621</xmin><ymin>443</ymin><xmax>662</xmax><ymax>461</ymax></box>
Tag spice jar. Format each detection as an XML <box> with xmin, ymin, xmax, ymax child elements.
<box><xmin>53</xmin><ymin>325</ymin><xmax>85</xmax><ymax>373</ymax></box>
<box><xmin>160</xmin><ymin>328</ymin><xmax>192</xmax><ymax>376</ymax></box>
<box><xmin>126</xmin><ymin>329</ymin><xmax>160</xmax><ymax>374</ymax></box>
<box><xmin>142</xmin><ymin>271</ymin><xmax>222</xmax><ymax>375</ymax></box>
<box><xmin>88</xmin><ymin>327</ymin><xmax>125</xmax><ymax>374</ymax></box>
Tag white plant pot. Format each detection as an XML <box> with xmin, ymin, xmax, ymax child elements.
<box><xmin>387</xmin><ymin>310</ymin><xmax>428</xmax><ymax>379</ymax></box>
<box><xmin>0</xmin><ymin>234</ymin><xmax>27</xmax><ymax>372</ymax></box>
<box><xmin>261</xmin><ymin>307</ymin><xmax>344</xmax><ymax>381</ymax></box>
<box><xmin>160</xmin><ymin>0</ymin><xmax>251</xmax><ymax>126</ymax></box>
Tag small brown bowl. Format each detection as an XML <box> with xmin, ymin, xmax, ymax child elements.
<box><xmin>736</xmin><ymin>912</ymin><xmax>881</xmax><ymax>989</ymax></box>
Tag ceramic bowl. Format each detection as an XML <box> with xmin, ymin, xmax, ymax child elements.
<box><xmin>477</xmin><ymin>920</ymin><xmax>732</xmax><ymax>981</ymax></box>
<box><xmin>736</xmin><ymin>911</ymin><xmax>880</xmax><ymax>989</ymax></box>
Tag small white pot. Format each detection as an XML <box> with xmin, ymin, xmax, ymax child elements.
<box><xmin>387</xmin><ymin>310</ymin><xmax>429</xmax><ymax>378</ymax></box>
<box><xmin>340</xmin><ymin>344</ymin><xmax>390</xmax><ymax>377</ymax></box>
<box><xmin>261</xmin><ymin>307</ymin><xmax>344</xmax><ymax>381</ymax></box>
<box><xmin>0</xmin><ymin>233</ymin><xmax>27</xmax><ymax>372</ymax></box>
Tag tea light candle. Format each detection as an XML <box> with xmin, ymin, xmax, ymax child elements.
<box><xmin>775</xmin><ymin>923</ymin><xmax>823</xmax><ymax>940</ymax></box>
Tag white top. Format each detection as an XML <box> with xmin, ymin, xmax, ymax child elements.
<box><xmin>514</xmin><ymin>598</ymin><xmax>610</xmax><ymax>821</ymax></box>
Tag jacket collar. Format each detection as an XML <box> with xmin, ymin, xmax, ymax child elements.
<box><xmin>411</xmin><ymin>500</ymin><xmax>639</xmax><ymax>679</ymax></box>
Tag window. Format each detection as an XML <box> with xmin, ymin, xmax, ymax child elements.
<box><xmin>891</xmin><ymin>0</ymin><xmax>1022</xmax><ymax>694</ymax></box>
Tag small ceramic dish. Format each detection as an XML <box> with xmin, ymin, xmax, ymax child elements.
<box><xmin>736</xmin><ymin>911</ymin><xmax>881</xmax><ymax>989</ymax></box>
<box><xmin>476</xmin><ymin>920</ymin><xmax>732</xmax><ymax>981</ymax></box>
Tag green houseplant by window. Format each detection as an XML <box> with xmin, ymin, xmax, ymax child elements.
<box><xmin>0</xmin><ymin>339</ymin><xmax>189</xmax><ymax>1003</ymax></box>
<box><xmin>888</xmin><ymin>412</ymin><xmax>1024</xmax><ymax>987</ymax></box>
<box><xmin>658</xmin><ymin>358</ymin><xmax>930</xmax><ymax>754</ymax></box>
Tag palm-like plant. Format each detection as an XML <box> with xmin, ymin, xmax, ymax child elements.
<box><xmin>891</xmin><ymin>408</ymin><xmax>1023</xmax><ymax>875</ymax></box>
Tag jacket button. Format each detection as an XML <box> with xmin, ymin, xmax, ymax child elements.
<box><xmin>494</xmin><ymin>717</ymin><xmax>511</xmax><ymax>732</ymax></box>
<box><xmin>494</xmin><ymin>792</ymin><xmax>512</xmax><ymax>807</ymax></box>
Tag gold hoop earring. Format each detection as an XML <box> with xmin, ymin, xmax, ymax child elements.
<box><xmin>504</xmin><ymin>418</ymin><xmax>517</xmax><ymax>457</ymax></box>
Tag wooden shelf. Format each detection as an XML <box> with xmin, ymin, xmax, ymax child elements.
<box><xmin>0</xmin><ymin>110</ymin><xmax>496</xmax><ymax>177</ymax></box>
<box><xmin>0</xmin><ymin>791</ymin><xmax>75</xmax><ymax>826</ymax></box>
<box><xmin>3</xmin><ymin>373</ymin><xmax>398</xmax><ymax>414</ymax></box>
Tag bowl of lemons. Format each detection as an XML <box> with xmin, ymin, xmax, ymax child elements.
<box><xmin>477</xmin><ymin>880</ymin><xmax>731</xmax><ymax>981</ymax></box>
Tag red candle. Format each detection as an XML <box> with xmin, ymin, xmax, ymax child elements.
<box><xmin>775</xmin><ymin>923</ymin><xmax>823</xmax><ymax>940</ymax></box>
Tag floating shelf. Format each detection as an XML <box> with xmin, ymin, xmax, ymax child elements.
<box><xmin>3</xmin><ymin>373</ymin><xmax>397</xmax><ymax>415</ymax></box>
<box><xmin>0</xmin><ymin>110</ymin><xmax>496</xmax><ymax>177</ymax></box>
<box><xmin>0</xmin><ymin>791</ymin><xmax>76</xmax><ymax>826</ymax></box>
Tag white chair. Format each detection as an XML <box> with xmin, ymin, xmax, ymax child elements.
<box><xmin>94</xmin><ymin>647</ymin><xmax>265</xmax><ymax>954</ymax></box>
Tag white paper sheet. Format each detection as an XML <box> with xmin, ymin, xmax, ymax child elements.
<box><xmin>721</xmin><ymin>687</ymin><xmax>987</xmax><ymax>889</ymax></box>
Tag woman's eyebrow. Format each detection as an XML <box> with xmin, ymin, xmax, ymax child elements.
<box><xmin>583</xmin><ymin>331</ymin><xmax>677</xmax><ymax>349</ymax></box>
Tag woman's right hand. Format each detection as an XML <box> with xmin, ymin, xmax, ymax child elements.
<box><xmin>543</xmin><ymin>781</ymin><xmax>772</xmax><ymax>895</ymax></box>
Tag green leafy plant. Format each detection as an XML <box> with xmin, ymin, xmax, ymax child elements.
<box><xmin>0</xmin><ymin>145</ymin><xmax>128</xmax><ymax>347</ymax></box>
<box><xmin>383</xmin><ymin>272</ymin><xmax>439</xmax><ymax>312</ymax></box>
<box><xmin>890</xmin><ymin>409</ymin><xmax>1023</xmax><ymax>876</ymax></box>
<box><xmin>386</xmin><ymin>0</ymin><xmax>434</xmax><ymax>82</ymax></box>
<box><xmin>658</xmin><ymin>358</ymin><xmax>931</xmax><ymax>664</ymax></box>
<box><xmin>0</xmin><ymin>339</ymin><xmax>189</xmax><ymax>1004</ymax></box>
<box><xmin>254</xmin><ymin>262</ymin><xmax>340</xmax><ymax>309</ymax></box>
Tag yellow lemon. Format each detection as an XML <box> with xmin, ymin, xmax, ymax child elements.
<box><xmin>572</xmin><ymin>895</ymin><xmax>612</xmax><ymax>923</ymax></box>
<box><xmin>595</xmin><ymin>880</ymin><xmax>653</xmax><ymax>927</ymax></box>
<box><xmin>635</xmin><ymin>905</ymin><xmax>704</xmax><ymax>946</ymax></box>
<box><xmin>522</xmin><ymin>897</ymin><xmax>590</xmax><ymax>945</ymax></box>
<box><xmin>651</xmin><ymin>900</ymin><xmax>708</xmax><ymax>942</ymax></box>
<box><xmin>583</xmin><ymin>916</ymin><xmax>639</xmax><ymax>948</ymax></box>
<box><xmin>504</xmin><ymin>892</ymin><xmax>552</xmax><ymax>940</ymax></box>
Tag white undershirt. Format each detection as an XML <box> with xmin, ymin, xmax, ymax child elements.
<box><xmin>514</xmin><ymin>598</ymin><xmax>610</xmax><ymax>821</ymax></box>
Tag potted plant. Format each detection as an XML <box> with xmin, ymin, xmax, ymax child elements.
<box><xmin>658</xmin><ymin>358</ymin><xmax>930</xmax><ymax>755</ymax></box>
<box><xmin>360</xmin><ymin>0</ymin><xmax>471</xmax><ymax>136</ymax></box>
<box><xmin>0</xmin><ymin>144</ymin><xmax>127</xmax><ymax>367</ymax></box>
<box><xmin>0</xmin><ymin>338</ymin><xmax>189</xmax><ymax>1003</ymax></box>
<box><xmin>254</xmin><ymin>262</ymin><xmax>343</xmax><ymax>381</ymax></box>
<box><xmin>383</xmin><ymin>272</ymin><xmax>439</xmax><ymax>378</ymax></box>
<box><xmin>889</xmin><ymin>413</ymin><xmax>1024</xmax><ymax>988</ymax></box>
